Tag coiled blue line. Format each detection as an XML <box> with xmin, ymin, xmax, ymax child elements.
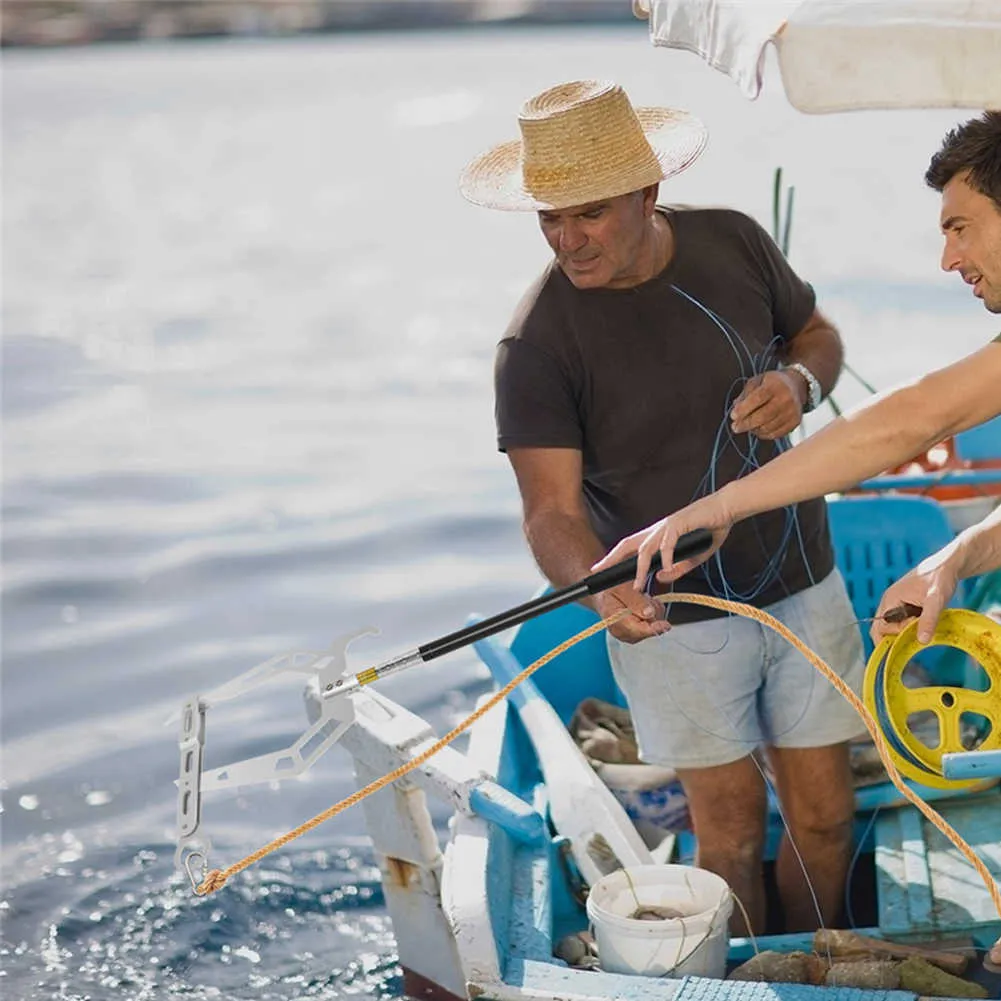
<box><xmin>868</xmin><ymin>649</ymin><xmax>940</xmax><ymax>778</ymax></box>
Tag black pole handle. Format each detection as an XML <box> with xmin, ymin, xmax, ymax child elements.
<box><xmin>583</xmin><ymin>527</ymin><xmax>714</xmax><ymax>595</ymax></box>
<box><xmin>419</xmin><ymin>527</ymin><xmax>714</xmax><ymax>663</ymax></box>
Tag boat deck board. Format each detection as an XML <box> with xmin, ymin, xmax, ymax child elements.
<box><xmin>875</xmin><ymin>791</ymin><xmax>1001</xmax><ymax>947</ymax></box>
<box><xmin>505</xmin><ymin>956</ymin><xmax>685</xmax><ymax>998</ymax></box>
<box><xmin>507</xmin><ymin>843</ymin><xmax>553</xmax><ymax>962</ymax></box>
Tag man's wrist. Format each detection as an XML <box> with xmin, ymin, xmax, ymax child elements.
<box><xmin>783</xmin><ymin>368</ymin><xmax>811</xmax><ymax>409</ymax></box>
<box><xmin>781</xmin><ymin>362</ymin><xmax>822</xmax><ymax>412</ymax></box>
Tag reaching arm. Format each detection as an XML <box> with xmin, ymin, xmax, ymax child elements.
<box><xmin>594</xmin><ymin>341</ymin><xmax>1001</xmax><ymax>587</ymax></box>
<box><xmin>726</xmin><ymin>340</ymin><xmax>1001</xmax><ymax>519</ymax></box>
<box><xmin>507</xmin><ymin>447</ymin><xmax>666</xmax><ymax>643</ymax></box>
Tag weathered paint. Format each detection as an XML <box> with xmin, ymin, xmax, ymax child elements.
<box><xmin>441</xmin><ymin>696</ymin><xmax>507</xmax><ymax>992</ymax></box>
<box><xmin>876</xmin><ymin>792</ymin><xmax>1001</xmax><ymax>948</ymax></box>
<box><xmin>469</xmin><ymin>781</ymin><xmax>546</xmax><ymax>846</ymax></box>
<box><xmin>508</xmin><ymin>845</ymin><xmax>552</xmax><ymax>962</ymax></box>
<box><xmin>473</xmin><ymin>633</ymin><xmax>653</xmax><ymax>886</ymax></box>
<box><xmin>355</xmin><ymin>756</ymin><xmax>467</xmax><ymax>998</ymax></box>
<box><xmin>402</xmin><ymin>965</ymin><xmax>467</xmax><ymax>1001</ymax></box>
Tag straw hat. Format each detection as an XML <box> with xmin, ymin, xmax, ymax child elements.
<box><xmin>459</xmin><ymin>80</ymin><xmax>707</xmax><ymax>212</ymax></box>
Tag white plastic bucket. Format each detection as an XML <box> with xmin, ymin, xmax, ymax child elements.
<box><xmin>585</xmin><ymin>864</ymin><xmax>732</xmax><ymax>979</ymax></box>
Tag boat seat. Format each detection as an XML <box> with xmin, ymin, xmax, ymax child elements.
<box><xmin>509</xmin><ymin>595</ymin><xmax>624</xmax><ymax>727</ymax></box>
<box><xmin>826</xmin><ymin>494</ymin><xmax>959</xmax><ymax>662</ymax></box>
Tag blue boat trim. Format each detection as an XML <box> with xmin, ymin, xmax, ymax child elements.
<box><xmin>507</xmin><ymin>843</ymin><xmax>553</xmax><ymax>963</ymax></box>
<box><xmin>468</xmin><ymin>781</ymin><xmax>546</xmax><ymax>846</ymax></box>
<box><xmin>944</xmin><ymin>750</ymin><xmax>1001</xmax><ymax>780</ymax></box>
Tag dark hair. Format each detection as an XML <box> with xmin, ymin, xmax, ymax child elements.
<box><xmin>925</xmin><ymin>111</ymin><xmax>1001</xmax><ymax>212</ymax></box>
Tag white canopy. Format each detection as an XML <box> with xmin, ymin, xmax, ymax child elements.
<box><xmin>637</xmin><ymin>0</ymin><xmax>1001</xmax><ymax>112</ymax></box>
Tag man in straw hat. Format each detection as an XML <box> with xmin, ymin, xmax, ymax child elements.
<box><xmin>598</xmin><ymin>111</ymin><xmax>1001</xmax><ymax>648</ymax></box>
<box><xmin>460</xmin><ymin>79</ymin><xmax>862</xmax><ymax>935</ymax></box>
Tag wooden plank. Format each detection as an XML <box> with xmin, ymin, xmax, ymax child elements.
<box><xmin>876</xmin><ymin>794</ymin><xmax>1001</xmax><ymax>945</ymax></box>
<box><xmin>923</xmin><ymin>798</ymin><xmax>1001</xmax><ymax>934</ymax></box>
<box><xmin>501</xmin><ymin>956</ymin><xmax>685</xmax><ymax>1000</ymax></box>
<box><xmin>354</xmin><ymin>760</ymin><xmax>467</xmax><ymax>999</ymax></box>
<box><xmin>507</xmin><ymin>843</ymin><xmax>553</xmax><ymax>962</ymax></box>
<box><xmin>876</xmin><ymin>808</ymin><xmax>923</xmax><ymax>936</ymax></box>
<box><xmin>899</xmin><ymin>807</ymin><xmax>935</xmax><ymax>929</ymax></box>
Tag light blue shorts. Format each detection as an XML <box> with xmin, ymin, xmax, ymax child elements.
<box><xmin>607</xmin><ymin>570</ymin><xmax>866</xmax><ymax>769</ymax></box>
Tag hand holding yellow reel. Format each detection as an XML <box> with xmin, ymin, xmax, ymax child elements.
<box><xmin>863</xmin><ymin>608</ymin><xmax>1001</xmax><ymax>790</ymax></box>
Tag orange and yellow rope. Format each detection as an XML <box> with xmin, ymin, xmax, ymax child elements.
<box><xmin>191</xmin><ymin>593</ymin><xmax>1001</xmax><ymax>928</ymax></box>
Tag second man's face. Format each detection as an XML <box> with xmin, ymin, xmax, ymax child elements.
<box><xmin>537</xmin><ymin>190</ymin><xmax>653</xmax><ymax>291</ymax></box>
<box><xmin>939</xmin><ymin>172</ymin><xmax>1001</xmax><ymax>314</ymax></box>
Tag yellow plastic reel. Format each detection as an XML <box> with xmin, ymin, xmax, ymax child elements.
<box><xmin>863</xmin><ymin>608</ymin><xmax>1001</xmax><ymax>790</ymax></box>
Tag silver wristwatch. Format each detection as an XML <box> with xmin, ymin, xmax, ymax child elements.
<box><xmin>782</xmin><ymin>362</ymin><xmax>822</xmax><ymax>413</ymax></box>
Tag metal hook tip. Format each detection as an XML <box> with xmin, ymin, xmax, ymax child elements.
<box><xmin>183</xmin><ymin>850</ymin><xmax>208</xmax><ymax>892</ymax></box>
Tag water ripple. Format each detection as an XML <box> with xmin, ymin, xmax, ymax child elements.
<box><xmin>2</xmin><ymin>844</ymin><xmax>402</xmax><ymax>1001</ymax></box>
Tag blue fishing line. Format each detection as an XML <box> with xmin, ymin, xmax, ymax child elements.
<box><xmin>647</xmin><ymin>285</ymin><xmax>858</xmax><ymax>743</ymax></box>
<box><xmin>663</xmin><ymin>294</ymin><xmax>816</xmax><ymax>604</ymax></box>
<box><xmin>635</xmin><ymin>592</ymin><xmax>831</xmax><ymax>935</ymax></box>
<box><xmin>670</xmin><ymin>284</ymin><xmax>757</xmax><ymax>376</ymax></box>
<box><xmin>622</xmin><ymin>281</ymin><xmax>857</xmax><ymax>938</ymax></box>
<box><xmin>633</xmin><ymin>608</ymin><xmax>840</xmax><ymax>942</ymax></box>
<box><xmin>868</xmin><ymin>651</ymin><xmax>940</xmax><ymax>778</ymax></box>
<box><xmin>620</xmin><ymin>283</ymin><xmax>864</xmax><ymax>933</ymax></box>
<box><xmin>707</xmin><ymin>379</ymin><xmax>815</xmax><ymax>602</ymax></box>
<box><xmin>662</xmin><ymin>294</ymin><xmax>816</xmax><ymax>612</ymax></box>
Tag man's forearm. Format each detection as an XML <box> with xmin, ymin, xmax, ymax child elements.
<box><xmin>524</xmin><ymin>509</ymin><xmax>607</xmax><ymax>609</ymax></box>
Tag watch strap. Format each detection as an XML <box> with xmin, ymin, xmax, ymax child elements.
<box><xmin>782</xmin><ymin>362</ymin><xmax>822</xmax><ymax>413</ymax></box>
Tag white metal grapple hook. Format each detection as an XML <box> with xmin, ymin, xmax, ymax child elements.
<box><xmin>183</xmin><ymin>850</ymin><xmax>208</xmax><ymax>894</ymax></box>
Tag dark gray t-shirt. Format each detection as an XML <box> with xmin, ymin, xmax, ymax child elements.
<box><xmin>495</xmin><ymin>206</ymin><xmax>834</xmax><ymax>622</ymax></box>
